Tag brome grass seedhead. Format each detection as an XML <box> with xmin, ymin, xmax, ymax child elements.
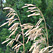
<box><xmin>0</xmin><ymin>4</ymin><xmax>52</xmax><ymax>53</ymax></box>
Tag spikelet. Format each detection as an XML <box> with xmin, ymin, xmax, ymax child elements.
<box><xmin>35</xmin><ymin>37</ymin><xmax>46</xmax><ymax>43</ymax></box>
<box><xmin>33</xmin><ymin>28</ymin><xmax>43</xmax><ymax>40</ymax></box>
<box><xmin>7</xmin><ymin>15</ymin><xmax>16</xmax><ymax>26</ymax></box>
<box><xmin>14</xmin><ymin>43</ymin><xmax>22</xmax><ymax>49</ymax></box>
<box><xmin>3</xmin><ymin>7</ymin><xmax>10</xmax><ymax>9</ymax></box>
<box><xmin>32</xmin><ymin>33</ymin><xmax>43</xmax><ymax>41</ymax></box>
<box><xmin>29</xmin><ymin>43</ymin><xmax>34</xmax><ymax>51</ymax></box>
<box><xmin>7</xmin><ymin>13</ymin><xmax>17</xmax><ymax>18</ymax></box>
<box><xmin>32</xmin><ymin>45</ymin><xmax>40</xmax><ymax>53</ymax></box>
<box><xmin>15</xmin><ymin>34</ymin><xmax>21</xmax><ymax>42</ymax></box>
<box><xmin>22</xmin><ymin>6</ymin><xmax>28</xmax><ymax>8</ymax></box>
<box><xmin>8</xmin><ymin>23</ymin><xmax>19</xmax><ymax>32</ymax></box>
<box><xmin>6</xmin><ymin>11</ymin><xmax>12</xmax><ymax>17</ymax></box>
<box><xmin>0</xmin><ymin>21</ymin><xmax>8</xmax><ymax>27</ymax></box>
<box><xmin>12</xmin><ymin>44</ymin><xmax>22</xmax><ymax>53</ymax></box>
<box><xmin>16</xmin><ymin>47</ymin><xmax>19</xmax><ymax>53</ymax></box>
<box><xmin>22</xmin><ymin>4</ymin><xmax>35</xmax><ymax>8</ymax></box>
<box><xmin>3</xmin><ymin>7</ymin><xmax>15</xmax><ymax>12</ymax></box>
<box><xmin>24</xmin><ymin>29</ymin><xmax>32</xmax><ymax>36</ymax></box>
<box><xmin>21</xmin><ymin>23</ymin><xmax>33</xmax><ymax>30</ymax></box>
<box><xmin>6</xmin><ymin>39</ymin><xmax>15</xmax><ymax>47</ymax></box>
<box><xmin>6</xmin><ymin>16</ymin><xmax>15</xmax><ymax>26</ymax></box>
<box><xmin>9</xmin><ymin>27</ymin><xmax>18</xmax><ymax>37</ymax></box>
<box><xmin>12</xmin><ymin>44</ymin><xmax>22</xmax><ymax>50</ymax></box>
<box><xmin>25</xmin><ymin>4</ymin><xmax>35</xmax><ymax>6</ymax></box>
<box><xmin>39</xmin><ymin>46</ymin><xmax>53</xmax><ymax>53</ymax></box>
<box><xmin>49</xmin><ymin>48</ymin><xmax>53</xmax><ymax>53</ymax></box>
<box><xmin>12</xmin><ymin>44</ymin><xmax>18</xmax><ymax>49</ymax></box>
<box><xmin>1</xmin><ymin>38</ymin><xmax>10</xmax><ymax>44</ymax></box>
<box><xmin>8</xmin><ymin>18</ymin><xmax>17</xmax><ymax>26</ymax></box>
<box><xmin>28</xmin><ymin>13</ymin><xmax>40</xmax><ymax>17</ymax></box>
<box><xmin>25</xmin><ymin>26</ymin><xmax>39</xmax><ymax>37</ymax></box>
<box><xmin>6</xmin><ymin>15</ymin><xmax>15</xmax><ymax>20</ymax></box>
<box><xmin>7</xmin><ymin>13</ymin><xmax>14</xmax><ymax>17</ymax></box>
<box><xmin>27</xmin><ymin>10</ymin><xmax>38</xmax><ymax>12</ymax></box>
<box><xmin>28</xmin><ymin>7</ymin><xmax>37</xmax><ymax>10</ymax></box>
<box><xmin>21</xmin><ymin>23</ymin><xmax>33</xmax><ymax>26</ymax></box>
<box><xmin>9</xmin><ymin>8</ymin><xmax>16</xmax><ymax>12</ymax></box>
<box><xmin>24</xmin><ymin>25</ymin><xmax>33</xmax><ymax>29</ymax></box>
<box><xmin>32</xmin><ymin>48</ymin><xmax>36</xmax><ymax>53</ymax></box>
<box><xmin>29</xmin><ymin>38</ymin><xmax>45</xmax><ymax>51</ymax></box>
<box><xmin>35</xmin><ymin>18</ymin><xmax>43</xmax><ymax>27</ymax></box>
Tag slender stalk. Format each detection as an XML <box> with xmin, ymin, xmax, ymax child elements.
<box><xmin>41</xmin><ymin>13</ymin><xmax>49</xmax><ymax>46</ymax></box>
<box><xmin>18</xmin><ymin>40</ymin><xmax>23</xmax><ymax>45</ymax></box>
<box><xmin>40</xmin><ymin>11</ymin><xmax>49</xmax><ymax>46</ymax></box>
<box><xmin>37</xmin><ymin>7</ymin><xmax>49</xmax><ymax>45</ymax></box>
<box><xmin>36</xmin><ymin>8</ymin><xmax>49</xmax><ymax>53</ymax></box>
<box><xmin>17</xmin><ymin>14</ymin><xmax>25</xmax><ymax>53</ymax></box>
<box><xmin>22</xmin><ymin>29</ymin><xmax>25</xmax><ymax>53</ymax></box>
<box><xmin>37</xmin><ymin>7</ymin><xmax>49</xmax><ymax>52</ymax></box>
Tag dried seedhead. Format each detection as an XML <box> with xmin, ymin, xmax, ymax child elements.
<box><xmin>0</xmin><ymin>7</ymin><xmax>23</xmax><ymax>53</ymax></box>
<box><xmin>0</xmin><ymin>4</ymin><xmax>52</xmax><ymax>53</ymax></box>
<box><xmin>22</xmin><ymin>4</ymin><xmax>41</xmax><ymax>17</ymax></box>
<box><xmin>22</xmin><ymin>4</ymin><xmax>53</xmax><ymax>53</ymax></box>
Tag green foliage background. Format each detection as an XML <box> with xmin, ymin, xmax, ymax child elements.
<box><xmin>0</xmin><ymin>0</ymin><xmax>53</xmax><ymax>53</ymax></box>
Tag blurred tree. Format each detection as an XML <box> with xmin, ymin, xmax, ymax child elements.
<box><xmin>0</xmin><ymin>0</ymin><xmax>3</xmax><ymax>10</ymax></box>
<box><xmin>41</xmin><ymin>0</ymin><xmax>47</xmax><ymax>13</ymax></box>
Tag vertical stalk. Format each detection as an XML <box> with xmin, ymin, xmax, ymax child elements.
<box><xmin>17</xmin><ymin>14</ymin><xmax>25</xmax><ymax>53</ymax></box>
<box><xmin>37</xmin><ymin>7</ymin><xmax>49</xmax><ymax>45</ymax></box>
<box><xmin>22</xmin><ymin>29</ymin><xmax>25</xmax><ymax>53</ymax></box>
<box><xmin>42</xmin><ymin>14</ymin><xmax>49</xmax><ymax>53</ymax></box>
<box><xmin>40</xmin><ymin>11</ymin><xmax>49</xmax><ymax>46</ymax></box>
<box><xmin>37</xmin><ymin>7</ymin><xmax>49</xmax><ymax>53</ymax></box>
